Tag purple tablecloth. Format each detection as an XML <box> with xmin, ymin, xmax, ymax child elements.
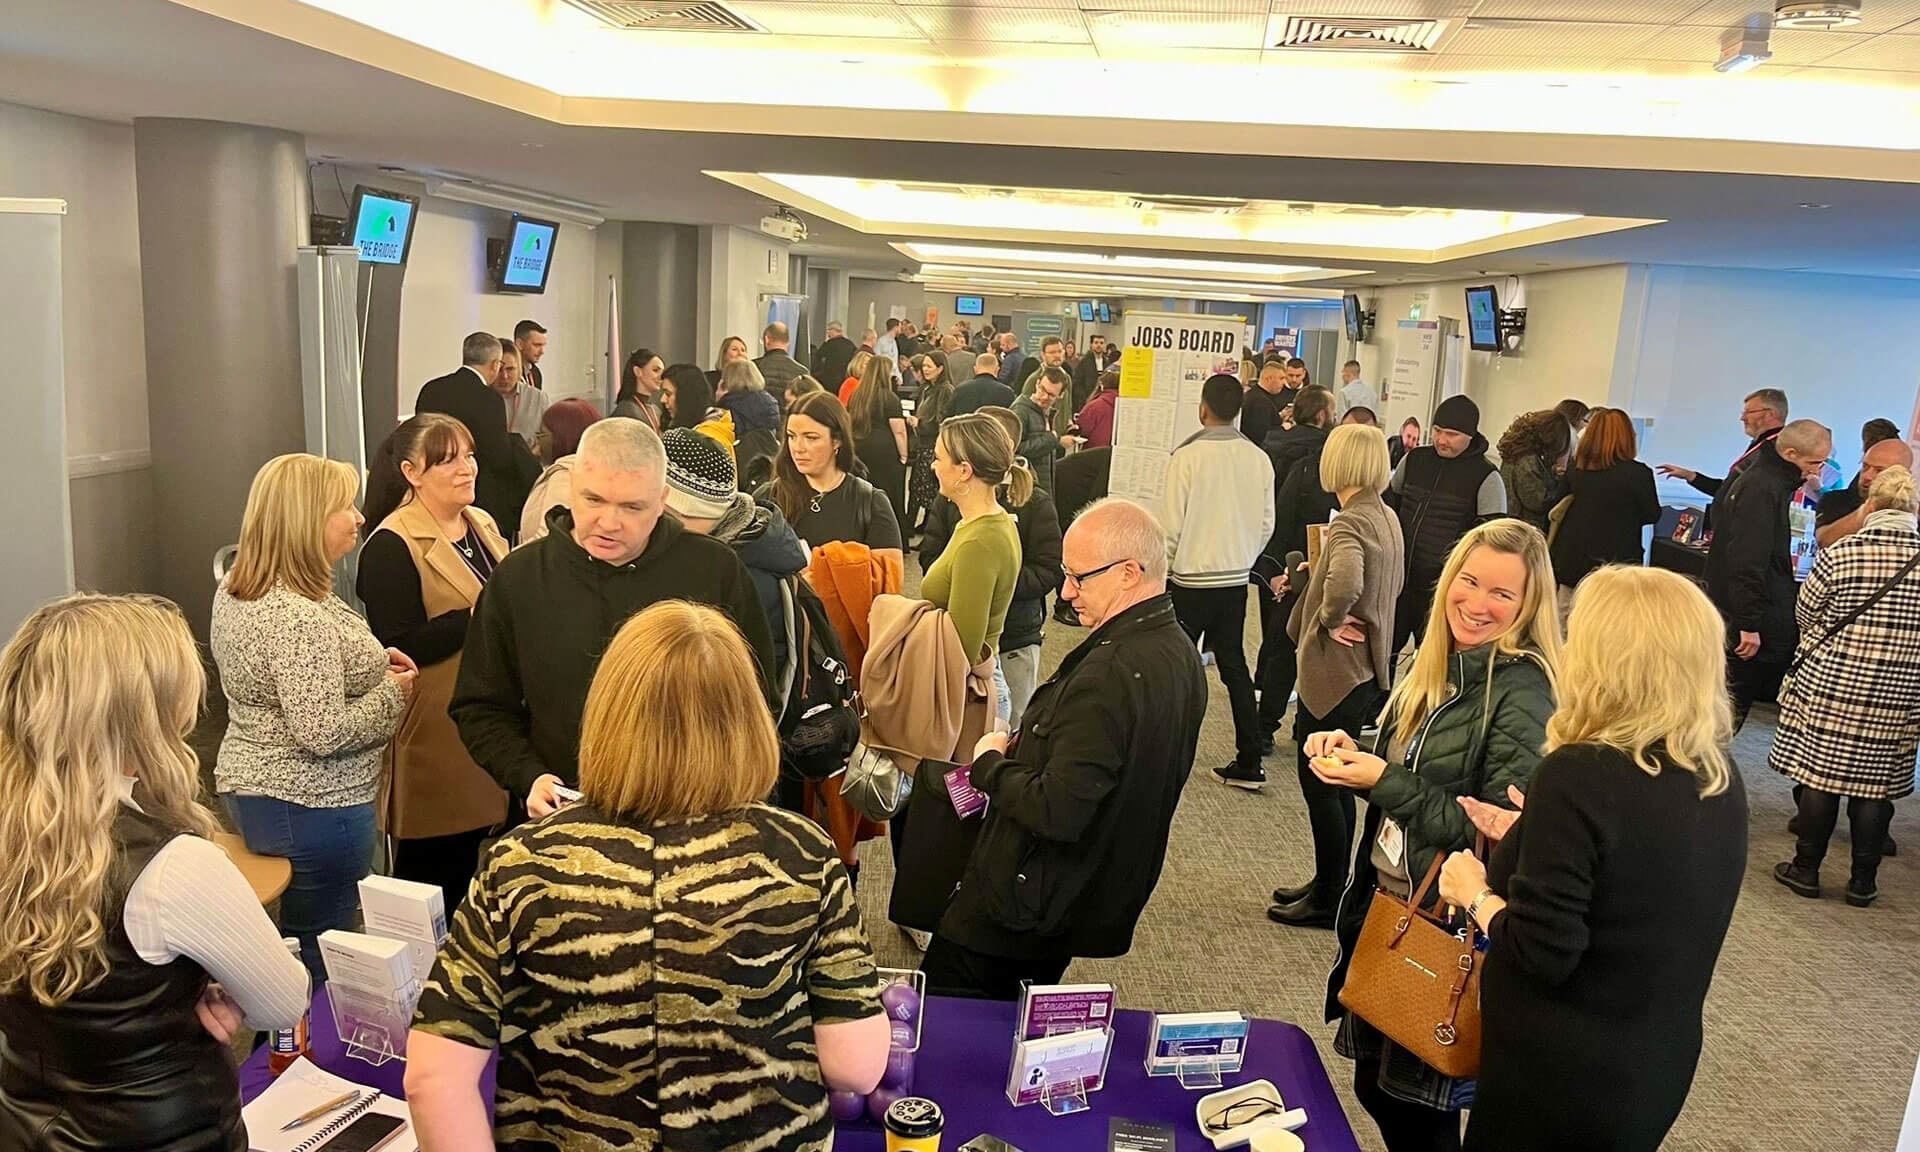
<box><xmin>242</xmin><ymin>987</ymin><xmax>1358</xmax><ymax>1151</ymax></box>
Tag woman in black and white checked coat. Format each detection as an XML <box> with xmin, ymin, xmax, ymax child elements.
<box><xmin>1771</xmin><ymin>464</ymin><xmax>1920</xmax><ymax>908</ymax></box>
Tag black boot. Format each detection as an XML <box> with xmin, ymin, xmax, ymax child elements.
<box><xmin>1777</xmin><ymin>787</ymin><xmax>1840</xmax><ymax>899</ymax></box>
<box><xmin>1847</xmin><ymin>798</ymin><xmax>1894</xmax><ymax>908</ymax></box>
<box><xmin>1267</xmin><ymin>886</ymin><xmax>1338</xmax><ymax>928</ymax></box>
<box><xmin>1271</xmin><ymin>881</ymin><xmax>1312</xmax><ymax>905</ymax></box>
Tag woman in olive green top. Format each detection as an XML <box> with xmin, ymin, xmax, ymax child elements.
<box><xmin>922</xmin><ymin>413</ymin><xmax>1024</xmax><ymax>721</ymax></box>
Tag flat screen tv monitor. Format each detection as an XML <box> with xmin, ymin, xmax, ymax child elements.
<box><xmin>1343</xmin><ymin>293</ymin><xmax>1365</xmax><ymax>343</ymax></box>
<box><xmin>1465</xmin><ymin>284</ymin><xmax>1501</xmax><ymax>351</ymax></box>
<box><xmin>1097</xmin><ymin>301</ymin><xmax>1112</xmax><ymax>323</ymax></box>
<box><xmin>1078</xmin><ymin>301</ymin><xmax>1095</xmax><ymax>322</ymax></box>
<box><xmin>955</xmin><ymin>294</ymin><xmax>985</xmax><ymax>316</ymax></box>
<box><xmin>348</xmin><ymin>186</ymin><xmax>419</xmax><ymax>266</ymax></box>
<box><xmin>497</xmin><ymin>214</ymin><xmax>559</xmax><ymax>294</ymax></box>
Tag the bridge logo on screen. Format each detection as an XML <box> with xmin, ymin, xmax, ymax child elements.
<box><xmin>354</xmin><ymin>201</ymin><xmax>409</xmax><ymax>263</ymax></box>
<box><xmin>507</xmin><ymin>225</ymin><xmax>552</xmax><ymax>283</ymax></box>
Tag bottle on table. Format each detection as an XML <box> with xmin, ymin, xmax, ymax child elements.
<box><xmin>266</xmin><ymin>937</ymin><xmax>313</xmax><ymax>1076</ymax></box>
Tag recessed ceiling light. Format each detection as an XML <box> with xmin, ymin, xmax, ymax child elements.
<box><xmin>1774</xmin><ymin>1</ymin><xmax>1863</xmax><ymax>30</ymax></box>
<box><xmin>1798</xmin><ymin>201</ymin><xmax>1831</xmax><ymax>209</ymax></box>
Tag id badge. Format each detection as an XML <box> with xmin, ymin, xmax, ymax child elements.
<box><xmin>1377</xmin><ymin>818</ymin><xmax>1405</xmax><ymax>868</ymax></box>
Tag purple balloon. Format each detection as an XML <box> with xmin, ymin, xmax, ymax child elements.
<box><xmin>883</xmin><ymin>1044</ymin><xmax>917</xmax><ymax>1091</ymax></box>
<box><xmin>827</xmin><ymin>1090</ymin><xmax>866</xmax><ymax>1124</ymax></box>
<box><xmin>889</xmin><ymin>1020</ymin><xmax>915</xmax><ymax>1050</ymax></box>
<box><xmin>867</xmin><ymin>1083</ymin><xmax>906</xmax><ymax>1124</ymax></box>
<box><xmin>880</xmin><ymin>982</ymin><xmax>921</xmax><ymax>1025</ymax></box>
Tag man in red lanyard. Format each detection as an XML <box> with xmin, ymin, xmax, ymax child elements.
<box><xmin>1657</xmin><ymin>388</ymin><xmax>1789</xmax><ymax>496</ymax></box>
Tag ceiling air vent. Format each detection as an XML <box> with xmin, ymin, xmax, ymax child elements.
<box><xmin>1127</xmin><ymin>195</ymin><xmax>1251</xmax><ymax>216</ymax></box>
<box><xmin>1270</xmin><ymin>16</ymin><xmax>1452</xmax><ymax>52</ymax></box>
<box><xmin>562</xmin><ymin>0</ymin><xmax>762</xmax><ymax>32</ymax></box>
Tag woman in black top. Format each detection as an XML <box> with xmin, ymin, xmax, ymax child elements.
<box><xmin>906</xmin><ymin>353</ymin><xmax>953</xmax><ymax>536</ymax></box>
<box><xmin>1441</xmin><ymin>566</ymin><xmax>1747</xmax><ymax>1152</ymax></box>
<box><xmin>847</xmin><ymin>354</ymin><xmax>911</xmax><ymax>537</ymax></box>
<box><xmin>766</xmin><ymin>390</ymin><xmax>901</xmax><ymax>567</ymax></box>
<box><xmin>1548</xmin><ymin>407</ymin><xmax>1660</xmax><ymax>599</ymax></box>
<box><xmin>358</xmin><ymin>415</ymin><xmax>511</xmax><ymax>907</ymax></box>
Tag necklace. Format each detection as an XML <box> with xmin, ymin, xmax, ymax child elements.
<box><xmin>808</xmin><ymin>471</ymin><xmax>846</xmax><ymax>514</ymax></box>
<box><xmin>455</xmin><ymin>536</ymin><xmax>475</xmax><ymax>559</ymax></box>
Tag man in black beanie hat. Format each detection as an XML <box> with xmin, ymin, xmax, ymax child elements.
<box><xmin>1385</xmin><ymin>394</ymin><xmax>1505</xmax><ymax>656</ymax></box>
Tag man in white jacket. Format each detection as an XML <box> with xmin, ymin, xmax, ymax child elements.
<box><xmin>1162</xmin><ymin>374</ymin><xmax>1276</xmax><ymax>790</ymax></box>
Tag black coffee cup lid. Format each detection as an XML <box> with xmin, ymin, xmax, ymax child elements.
<box><xmin>883</xmin><ymin>1096</ymin><xmax>944</xmax><ymax>1136</ymax></box>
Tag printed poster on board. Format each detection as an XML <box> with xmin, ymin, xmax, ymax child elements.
<box><xmin>1108</xmin><ymin>311</ymin><xmax>1247</xmax><ymax>507</ymax></box>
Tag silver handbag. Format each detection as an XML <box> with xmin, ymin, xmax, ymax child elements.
<box><xmin>839</xmin><ymin>741</ymin><xmax>916</xmax><ymax>822</ymax></box>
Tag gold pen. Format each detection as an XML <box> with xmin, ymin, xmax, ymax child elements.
<box><xmin>279</xmin><ymin>1089</ymin><xmax>360</xmax><ymax>1131</ymax></box>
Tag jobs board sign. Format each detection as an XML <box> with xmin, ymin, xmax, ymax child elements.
<box><xmin>1108</xmin><ymin>311</ymin><xmax>1246</xmax><ymax>506</ymax></box>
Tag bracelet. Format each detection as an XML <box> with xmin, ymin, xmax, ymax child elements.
<box><xmin>1466</xmin><ymin>888</ymin><xmax>1498</xmax><ymax>929</ymax></box>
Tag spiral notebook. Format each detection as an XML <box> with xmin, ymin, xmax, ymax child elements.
<box><xmin>241</xmin><ymin>1057</ymin><xmax>416</xmax><ymax>1152</ymax></box>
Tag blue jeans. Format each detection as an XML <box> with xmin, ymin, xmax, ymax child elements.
<box><xmin>223</xmin><ymin>794</ymin><xmax>375</xmax><ymax>983</ymax></box>
<box><xmin>991</xmin><ymin>660</ymin><xmax>1012</xmax><ymax>726</ymax></box>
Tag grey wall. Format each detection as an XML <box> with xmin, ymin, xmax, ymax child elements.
<box><xmin>621</xmin><ymin>221</ymin><xmax>699</xmax><ymax>370</ymax></box>
<box><xmin>135</xmin><ymin>118</ymin><xmax>309</xmax><ymax>635</ymax></box>
<box><xmin>70</xmin><ymin>468</ymin><xmax>157</xmax><ymax>593</ymax></box>
<box><xmin>0</xmin><ymin>207</ymin><xmax>75</xmax><ymax>634</ymax></box>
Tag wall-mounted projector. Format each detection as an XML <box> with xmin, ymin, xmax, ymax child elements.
<box><xmin>760</xmin><ymin>208</ymin><xmax>807</xmax><ymax>243</ymax></box>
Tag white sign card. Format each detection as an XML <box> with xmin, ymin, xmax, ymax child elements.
<box><xmin>1109</xmin><ymin>311</ymin><xmax>1246</xmax><ymax>508</ymax></box>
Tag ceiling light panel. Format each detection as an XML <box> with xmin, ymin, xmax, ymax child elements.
<box><xmin>1082</xmin><ymin>0</ymin><xmax>1269</xmax><ymax>12</ymax></box>
<box><xmin>1468</xmin><ymin>1</ymin><xmax>1687</xmax><ymax>21</ymax></box>
<box><xmin>902</xmin><ymin>6</ymin><xmax>1091</xmax><ymax>41</ymax></box>
<box><xmin>706</xmin><ymin>170</ymin><xmax>1651</xmax><ymax>261</ymax></box>
<box><xmin>914</xmin><ymin>262</ymin><xmax>1355</xmax><ymax>293</ymax></box>
<box><xmin>890</xmin><ymin>242</ymin><xmax>1331</xmax><ymax>278</ymax></box>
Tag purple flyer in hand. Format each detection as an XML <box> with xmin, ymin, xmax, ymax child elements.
<box><xmin>946</xmin><ymin>763</ymin><xmax>988</xmax><ymax>819</ymax></box>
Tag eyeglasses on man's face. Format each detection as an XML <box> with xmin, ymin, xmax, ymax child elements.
<box><xmin>1060</xmin><ymin>558</ymin><xmax>1132</xmax><ymax>587</ymax></box>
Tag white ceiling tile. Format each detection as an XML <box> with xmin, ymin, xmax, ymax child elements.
<box><xmin>1440</xmin><ymin>20</ymin><xmax>1663</xmax><ymax>58</ymax></box>
<box><xmin>1627</xmin><ymin>24</ymin><xmax>1873</xmax><ymax>65</ymax></box>
<box><xmin>1260</xmin><ymin>47</ymin><xmax>1434</xmax><ymax>71</ymax></box>
<box><xmin>903</xmin><ymin>5</ymin><xmax>1092</xmax><ymax>40</ymax></box>
<box><xmin>1085</xmin><ymin>10</ymin><xmax>1268</xmax><ymax>50</ymax></box>
<box><xmin>1266</xmin><ymin>0</ymin><xmax>1472</xmax><ymax>15</ymax></box>
<box><xmin>894</xmin><ymin>0</ymin><xmax>1081</xmax><ymax>7</ymax></box>
<box><xmin>725</xmin><ymin>2</ymin><xmax>924</xmax><ymax>38</ymax></box>
<box><xmin>1682</xmin><ymin>0</ymin><xmax>1920</xmax><ymax>36</ymax></box>
<box><xmin>1469</xmin><ymin>1</ymin><xmax>1689</xmax><ymax>22</ymax></box>
<box><xmin>1809</xmin><ymin>32</ymin><xmax>1920</xmax><ymax>69</ymax></box>
<box><xmin>1418</xmin><ymin>52</ymin><xmax>1606</xmax><ymax>75</ymax></box>
<box><xmin>1078</xmin><ymin>0</ymin><xmax>1268</xmax><ymax>11</ymax></box>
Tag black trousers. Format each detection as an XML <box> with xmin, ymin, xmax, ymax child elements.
<box><xmin>1290</xmin><ymin>681</ymin><xmax>1374</xmax><ymax>901</ymax></box>
<box><xmin>921</xmin><ymin>935</ymin><xmax>1070</xmax><ymax>1002</ymax></box>
<box><xmin>1256</xmin><ymin>586</ymin><xmax>1302</xmax><ymax>735</ymax></box>
<box><xmin>1392</xmin><ymin>573</ymin><xmax>1438</xmax><ymax>670</ymax></box>
<box><xmin>392</xmin><ymin>826</ymin><xmax>492</xmax><ymax>913</ymax></box>
<box><xmin>1727</xmin><ymin>656</ymin><xmax>1788</xmax><ymax>732</ymax></box>
<box><xmin>1172</xmin><ymin>583</ymin><xmax>1262</xmax><ymax>769</ymax></box>
<box><xmin>1354</xmin><ymin>1058</ymin><xmax>1462</xmax><ymax>1152</ymax></box>
<box><xmin>1794</xmin><ymin>786</ymin><xmax>1894</xmax><ymax>879</ymax></box>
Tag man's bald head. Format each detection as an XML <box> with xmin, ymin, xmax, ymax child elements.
<box><xmin>1861</xmin><ymin>436</ymin><xmax>1915</xmax><ymax>491</ymax></box>
<box><xmin>1060</xmin><ymin>498</ymin><xmax>1170</xmax><ymax>630</ymax></box>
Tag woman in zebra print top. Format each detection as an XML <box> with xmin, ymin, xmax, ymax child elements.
<box><xmin>405</xmin><ymin>601</ymin><xmax>890</xmax><ymax>1151</ymax></box>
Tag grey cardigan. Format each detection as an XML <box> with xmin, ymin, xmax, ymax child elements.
<box><xmin>1287</xmin><ymin>488</ymin><xmax>1406</xmax><ymax>718</ymax></box>
<box><xmin>211</xmin><ymin>583</ymin><xmax>406</xmax><ymax>809</ymax></box>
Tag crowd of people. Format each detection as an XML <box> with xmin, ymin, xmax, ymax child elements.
<box><xmin>0</xmin><ymin>308</ymin><xmax>1915</xmax><ymax>1152</ymax></box>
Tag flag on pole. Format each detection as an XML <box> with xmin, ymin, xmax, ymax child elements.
<box><xmin>605</xmin><ymin>274</ymin><xmax>620</xmax><ymax>415</ymax></box>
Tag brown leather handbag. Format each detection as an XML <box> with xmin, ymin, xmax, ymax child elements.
<box><xmin>1337</xmin><ymin>844</ymin><xmax>1485</xmax><ymax>1079</ymax></box>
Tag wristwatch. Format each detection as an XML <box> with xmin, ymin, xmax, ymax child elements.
<box><xmin>1466</xmin><ymin>887</ymin><xmax>1498</xmax><ymax>929</ymax></box>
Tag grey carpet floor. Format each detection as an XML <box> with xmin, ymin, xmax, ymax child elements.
<box><xmin>857</xmin><ymin>560</ymin><xmax>1920</xmax><ymax>1152</ymax></box>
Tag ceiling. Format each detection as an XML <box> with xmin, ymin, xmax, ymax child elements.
<box><xmin>4</xmin><ymin>0</ymin><xmax>1920</xmax><ymax>295</ymax></box>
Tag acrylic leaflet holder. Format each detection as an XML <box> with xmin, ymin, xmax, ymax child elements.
<box><xmin>1143</xmin><ymin>1010</ymin><xmax>1250</xmax><ymax>1090</ymax></box>
<box><xmin>326</xmin><ymin>977</ymin><xmax>422</xmax><ymax>1067</ymax></box>
<box><xmin>1006</xmin><ymin>980</ymin><xmax>1116</xmax><ymax>1116</ymax></box>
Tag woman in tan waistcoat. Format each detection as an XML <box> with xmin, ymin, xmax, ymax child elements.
<box><xmin>357</xmin><ymin>414</ymin><xmax>509</xmax><ymax>908</ymax></box>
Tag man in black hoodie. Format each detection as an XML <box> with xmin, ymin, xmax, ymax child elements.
<box><xmin>452</xmin><ymin>418</ymin><xmax>774</xmax><ymax>821</ymax></box>
<box><xmin>1386</xmin><ymin>394</ymin><xmax>1506</xmax><ymax>655</ymax></box>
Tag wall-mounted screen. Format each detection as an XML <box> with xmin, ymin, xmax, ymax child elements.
<box><xmin>955</xmin><ymin>294</ymin><xmax>985</xmax><ymax>316</ymax></box>
<box><xmin>1343</xmin><ymin>293</ymin><xmax>1366</xmax><ymax>343</ymax></box>
<box><xmin>1097</xmin><ymin>301</ymin><xmax>1112</xmax><ymax>323</ymax></box>
<box><xmin>348</xmin><ymin>186</ymin><xmax>418</xmax><ymax>266</ymax></box>
<box><xmin>1465</xmin><ymin>284</ymin><xmax>1500</xmax><ymax>351</ymax></box>
<box><xmin>497</xmin><ymin>214</ymin><xmax>558</xmax><ymax>294</ymax></box>
<box><xmin>1078</xmin><ymin>301</ymin><xmax>1095</xmax><ymax>322</ymax></box>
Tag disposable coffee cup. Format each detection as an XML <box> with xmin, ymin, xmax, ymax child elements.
<box><xmin>883</xmin><ymin>1096</ymin><xmax>944</xmax><ymax>1152</ymax></box>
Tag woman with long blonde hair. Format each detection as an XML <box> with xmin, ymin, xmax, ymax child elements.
<box><xmin>1438</xmin><ymin>566</ymin><xmax>1746</xmax><ymax>1152</ymax></box>
<box><xmin>213</xmin><ymin>453</ymin><xmax>414</xmax><ymax>979</ymax></box>
<box><xmin>1305</xmin><ymin>518</ymin><xmax>1559</xmax><ymax>1150</ymax></box>
<box><xmin>0</xmin><ymin>595</ymin><xmax>309</xmax><ymax>1152</ymax></box>
<box><xmin>406</xmin><ymin>601</ymin><xmax>889</xmax><ymax>1151</ymax></box>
